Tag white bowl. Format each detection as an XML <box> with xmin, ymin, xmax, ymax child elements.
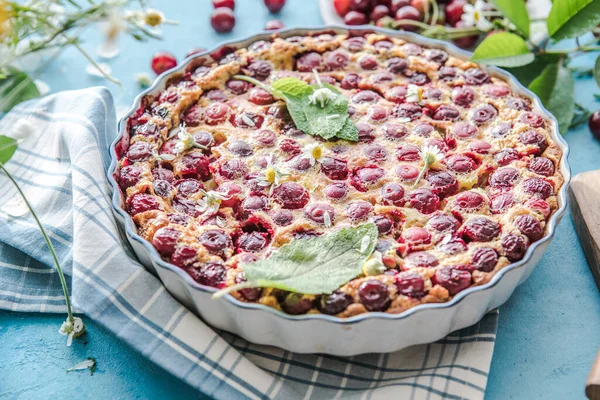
<box><xmin>107</xmin><ymin>27</ymin><xmax>570</xmax><ymax>356</ymax></box>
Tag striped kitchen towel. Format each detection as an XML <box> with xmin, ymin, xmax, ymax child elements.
<box><xmin>0</xmin><ymin>87</ymin><xmax>498</xmax><ymax>400</ymax></box>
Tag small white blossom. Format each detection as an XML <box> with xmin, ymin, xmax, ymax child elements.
<box><xmin>309</xmin><ymin>87</ymin><xmax>337</xmax><ymax>108</ymax></box>
<box><xmin>420</xmin><ymin>144</ymin><xmax>444</xmax><ymax>165</ymax></box>
<box><xmin>198</xmin><ymin>190</ymin><xmax>230</xmax><ymax>217</ymax></box>
<box><xmin>406</xmin><ymin>85</ymin><xmax>424</xmax><ymax>104</ymax></box>
<box><xmin>173</xmin><ymin>124</ymin><xmax>206</xmax><ymax>154</ymax></box>
<box><xmin>302</xmin><ymin>143</ymin><xmax>326</xmax><ymax>166</ymax></box>
<box><xmin>59</xmin><ymin>317</ymin><xmax>85</xmax><ymax>347</ymax></box>
<box><xmin>144</xmin><ymin>9</ymin><xmax>166</xmax><ymax>27</ymax></box>
<box><xmin>461</xmin><ymin>0</ymin><xmax>493</xmax><ymax>32</ymax></box>
<box><xmin>414</xmin><ymin>145</ymin><xmax>444</xmax><ymax>187</ymax></box>
<box><xmin>255</xmin><ymin>156</ymin><xmax>290</xmax><ymax>195</ymax></box>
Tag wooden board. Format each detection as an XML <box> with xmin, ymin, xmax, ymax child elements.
<box><xmin>568</xmin><ymin>170</ymin><xmax>600</xmax><ymax>400</ymax></box>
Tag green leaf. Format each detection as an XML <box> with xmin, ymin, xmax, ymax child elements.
<box><xmin>215</xmin><ymin>223</ymin><xmax>379</xmax><ymax>296</ymax></box>
<box><xmin>0</xmin><ymin>135</ymin><xmax>18</xmax><ymax>164</ymax></box>
<box><xmin>303</xmin><ymin>83</ymin><xmax>349</xmax><ymax>140</ymax></box>
<box><xmin>282</xmin><ymin>94</ymin><xmax>311</xmax><ymax>133</ymax></box>
<box><xmin>528</xmin><ymin>64</ymin><xmax>575</xmax><ymax>134</ymax></box>
<box><xmin>470</xmin><ymin>32</ymin><xmax>534</xmax><ymax>67</ymax></box>
<box><xmin>0</xmin><ymin>67</ymin><xmax>41</xmax><ymax>113</ymax></box>
<box><xmin>334</xmin><ymin>119</ymin><xmax>359</xmax><ymax>142</ymax></box>
<box><xmin>547</xmin><ymin>0</ymin><xmax>600</xmax><ymax>40</ymax></box>
<box><xmin>488</xmin><ymin>0</ymin><xmax>530</xmax><ymax>37</ymax></box>
<box><xmin>505</xmin><ymin>54</ymin><xmax>561</xmax><ymax>86</ymax></box>
<box><xmin>595</xmin><ymin>55</ymin><xmax>600</xmax><ymax>88</ymax></box>
<box><xmin>272</xmin><ymin>77</ymin><xmax>313</xmax><ymax>97</ymax></box>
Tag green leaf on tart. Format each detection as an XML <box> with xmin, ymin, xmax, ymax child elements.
<box><xmin>271</xmin><ymin>77</ymin><xmax>313</xmax><ymax>97</ymax></box>
<box><xmin>334</xmin><ymin>118</ymin><xmax>359</xmax><ymax>142</ymax></box>
<box><xmin>0</xmin><ymin>67</ymin><xmax>41</xmax><ymax>112</ymax></box>
<box><xmin>303</xmin><ymin>83</ymin><xmax>350</xmax><ymax>140</ymax></box>
<box><xmin>233</xmin><ymin>74</ymin><xmax>358</xmax><ymax>142</ymax></box>
<box><xmin>0</xmin><ymin>135</ymin><xmax>18</xmax><ymax>164</ymax></box>
<box><xmin>488</xmin><ymin>0</ymin><xmax>530</xmax><ymax>37</ymax></box>
<box><xmin>528</xmin><ymin>63</ymin><xmax>575</xmax><ymax>134</ymax></box>
<box><xmin>470</xmin><ymin>32</ymin><xmax>534</xmax><ymax>67</ymax></box>
<box><xmin>546</xmin><ymin>0</ymin><xmax>600</xmax><ymax>41</ymax></box>
<box><xmin>213</xmin><ymin>223</ymin><xmax>379</xmax><ymax>297</ymax></box>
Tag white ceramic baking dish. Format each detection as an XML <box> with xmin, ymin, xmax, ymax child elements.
<box><xmin>107</xmin><ymin>26</ymin><xmax>570</xmax><ymax>356</ymax></box>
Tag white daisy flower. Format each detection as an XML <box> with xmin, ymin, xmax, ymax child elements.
<box><xmin>59</xmin><ymin>317</ymin><xmax>85</xmax><ymax>347</ymax></box>
<box><xmin>302</xmin><ymin>143</ymin><xmax>326</xmax><ymax>166</ymax></box>
<box><xmin>461</xmin><ymin>0</ymin><xmax>493</xmax><ymax>32</ymax></box>
<box><xmin>198</xmin><ymin>190</ymin><xmax>230</xmax><ymax>217</ymax></box>
<box><xmin>414</xmin><ymin>145</ymin><xmax>444</xmax><ymax>187</ymax></box>
<box><xmin>255</xmin><ymin>156</ymin><xmax>290</xmax><ymax>195</ymax></box>
<box><xmin>173</xmin><ymin>124</ymin><xmax>206</xmax><ymax>154</ymax></box>
<box><xmin>406</xmin><ymin>84</ymin><xmax>424</xmax><ymax>104</ymax></box>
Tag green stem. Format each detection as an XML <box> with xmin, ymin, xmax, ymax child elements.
<box><xmin>232</xmin><ymin>74</ymin><xmax>273</xmax><ymax>94</ymax></box>
<box><xmin>63</xmin><ymin>33</ymin><xmax>121</xmax><ymax>85</ymax></box>
<box><xmin>0</xmin><ymin>162</ymin><xmax>74</xmax><ymax>322</ymax></box>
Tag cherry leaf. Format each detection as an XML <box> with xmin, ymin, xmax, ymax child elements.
<box><xmin>471</xmin><ymin>32</ymin><xmax>534</xmax><ymax>67</ymax></box>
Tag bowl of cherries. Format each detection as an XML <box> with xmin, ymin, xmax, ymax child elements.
<box><xmin>321</xmin><ymin>0</ymin><xmax>480</xmax><ymax>50</ymax></box>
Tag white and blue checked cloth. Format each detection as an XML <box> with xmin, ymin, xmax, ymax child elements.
<box><xmin>0</xmin><ymin>88</ymin><xmax>498</xmax><ymax>400</ymax></box>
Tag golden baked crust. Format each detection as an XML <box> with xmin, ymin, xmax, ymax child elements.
<box><xmin>115</xmin><ymin>32</ymin><xmax>563</xmax><ymax>317</ymax></box>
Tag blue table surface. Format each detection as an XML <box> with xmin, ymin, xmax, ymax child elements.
<box><xmin>2</xmin><ymin>1</ymin><xmax>600</xmax><ymax>399</ymax></box>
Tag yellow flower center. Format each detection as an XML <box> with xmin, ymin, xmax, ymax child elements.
<box><xmin>311</xmin><ymin>146</ymin><xmax>323</xmax><ymax>160</ymax></box>
<box><xmin>145</xmin><ymin>10</ymin><xmax>163</xmax><ymax>27</ymax></box>
<box><xmin>0</xmin><ymin>2</ymin><xmax>11</xmax><ymax>38</ymax></box>
<box><xmin>474</xmin><ymin>10</ymin><xmax>480</xmax><ymax>21</ymax></box>
<box><xmin>265</xmin><ymin>167</ymin><xmax>276</xmax><ymax>184</ymax></box>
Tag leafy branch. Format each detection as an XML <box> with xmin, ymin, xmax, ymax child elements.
<box><xmin>0</xmin><ymin>135</ymin><xmax>84</xmax><ymax>345</ymax></box>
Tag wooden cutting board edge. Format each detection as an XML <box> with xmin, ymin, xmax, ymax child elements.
<box><xmin>568</xmin><ymin>171</ymin><xmax>600</xmax><ymax>400</ymax></box>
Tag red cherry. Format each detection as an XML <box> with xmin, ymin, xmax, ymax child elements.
<box><xmin>395</xmin><ymin>6</ymin><xmax>421</xmax><ymax>31</ymax></box>
<box><xmin>344</xmin><ymin>10</ymin><xmax>368</xmax><ymax>25</ymax></box>
<box><xmin>370</xmin><ymin>5</ymin><xmax>391</xmax><ymax>21</ymax></box>
<box><xmin>334</xmin><ymin>0</ymin><xmax>352</xmax><ymax>16</ymax></box>
<box><xmin>265</xmin><ymin>19</ymin><xmax>284</xmax><ymax>30</ymax></box>
<box><xmin>589</xmin><ymin>110</ymin><xmax>600</xmax><ymax>139</ymax></box>
<box><xmin>445</xmin><ymin>0</ymin><xmax>466</xmax><ymax>26</ymax></box>
<box><xmin>213</xmin><ymin>0</ymin><xmax>235</xmax><ymax>9</ymax></box>
<box><xmin>151</xmin><ymin>51</ymin><xmax>177</xmax><ymax>75</ymax></box>
<box><xmin>264</xmin><ymin>0</ymin><xmax>286</xmax><ymax>12</ymax></box>
<box><xmin>211</xmin><ymin>7</ymin><xmax>235</xmax><ymax>33</ymax></box>
<box><xmin>390</xmin><ymin>0</ymin><xmax>411</xmax><ymax>13</ymax></box>
<box><xmin>452</xmin><ymin>21</ymin><xmax>479</xmax><ymax>49</ymax></box>
<box><xmin>411</xmin><ymin>0</ymin><xmax>427</xmax><ymax>12</ymax></box>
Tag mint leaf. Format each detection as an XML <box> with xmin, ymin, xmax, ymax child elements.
<box><xmin>0</xmin><ymin>135</ymin><xmax>18</xmax><ymax>164</ymax></box>
<box><xmin>283</xmin><ymin>94</ymin><xmax>311</xmax><ymax>133</ymax></box>
<box><xmin>335</xmin><ymin>118</ymin><xmax>359</xmax><ymax>142</ymax></box>
<box><xmin>0</xmin><ymin>67</ymin><xmax>41</xmax><ymax>112</ymax></box>
<box><xmin>272</xmin><ymin>77</ymin><xmax>313</xmax><ymax>97</ymax></box>
<box><xmin>471</xmin><ymin>32</ymin><xmax>534</xmax><ymax>67</ymax></box>
<box><xmin>488</xmin><ymin>0</ymin><xmax>530</xmax><ymax>37</ymax></box>
<box><xmin>528</xmin><ymin>64</ymin><xmax>575</xmax><ymax>134</ymax></box>
<box><xmin>214</xmin><ymin>223</ymin><xmax>379</xmax><ymax>296</ymax></box>
<box><xmin>546</xmin><ymin>0</ymin><xmax>600</xmax><ymax>41</ymax></box>
<box><xmin>304</xmin><ymin>83</ymin><xmax>349</xmax><ymax>139</ymax></box>
<box><xmin>233</xmin><ymin>74</ymin><xmax>357</xmax><ymax>142</ymax></box>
